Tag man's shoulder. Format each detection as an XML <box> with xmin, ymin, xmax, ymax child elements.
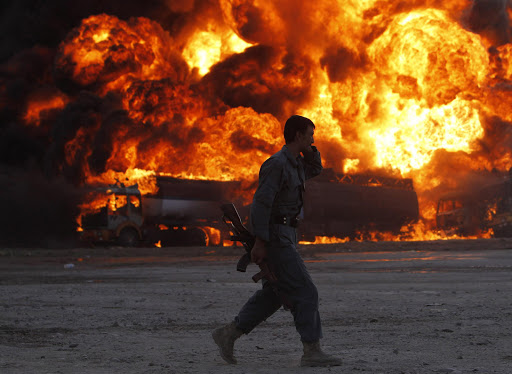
<box><xmin>263</xmin><ymin>149</ymin><xmax>287</xmax><ymax>168</ymax></box>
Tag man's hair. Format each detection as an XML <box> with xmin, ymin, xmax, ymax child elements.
<box><xmin>284</xmin><ymin>115</ymin><xmax>315</xmax><ymax>144</ymax></box>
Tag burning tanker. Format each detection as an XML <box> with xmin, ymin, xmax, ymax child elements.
<box><xmin>1</xmin><ymin>0</ymin><xmax>512</xmax><ymax>246</ymax></box>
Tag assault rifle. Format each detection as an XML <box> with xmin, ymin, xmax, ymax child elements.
<box><xmin>221</xmin><ymin>203</ymin><xmax>277</xmax><ymax>284</ymax></box>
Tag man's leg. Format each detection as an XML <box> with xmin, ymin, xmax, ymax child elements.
<box><xmin>275</xmin><ymin>253</ymin><xmax>323</xmax><ymax>342</ymax></box>
<box><xmin>274</xmin><ymin>249</ymin><xmax>341</xmax><ymax>367</ymax></box>
<box><xmin>212</xmin><ymin>282</ymin><xmax>281</xmax><ymax>364</ymax></box>
<box><xmin>236</xmin><ymin>282</ymin><xmax>282</xmax><ymax>333</ymax></box>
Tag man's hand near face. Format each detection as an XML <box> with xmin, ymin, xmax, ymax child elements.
<box><xmin>302</xmin><ymin>145</ymin><xmax>314</xmax><ymax>155</ymax></box>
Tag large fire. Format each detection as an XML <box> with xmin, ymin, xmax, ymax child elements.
<box><xmin>10</xmin><ymin>1</ymin><xmax>512</xmax><ymax>242</ymax></box>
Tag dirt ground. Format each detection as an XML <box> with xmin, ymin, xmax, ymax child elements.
<box><xmin>1</xmin><ymin>239</ymin><xmax>512</xmax><ymax>374</ymax></box>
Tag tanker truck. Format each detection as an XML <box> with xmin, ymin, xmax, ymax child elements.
<box><xmin>80</xmin><ymin>171</ymin><xmax>419</xmax><ymax>246</ymax></box>
<box><xmin>79</xmin><ymin>177</ymin><xmax>244</xmax><ymax>247</ymax></box>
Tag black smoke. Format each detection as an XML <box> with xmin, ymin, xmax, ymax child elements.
<box><xmin>468</xmin><ymin>0</ymin><xmax>511</xmax><ymax>46</ymax></box>
<box><xmin>320</xmin><ymin>46</ymin><xmax>368</xmax><ymax>83</ymax></box>
<box><xmin>0</xmin><ymin>167</ymin><xmax>82</xmax><ymax>247</ymax></box>
<box><xmin>199</xmin><ymin>45</ymin><xmax>314</xmax><ymax>118</ymax></box>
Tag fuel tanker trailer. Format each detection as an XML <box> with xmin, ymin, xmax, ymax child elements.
<box><xmin>298</xmin><ymin>169</ymin><xmax>420</xmax><ymax>241</ymax></box>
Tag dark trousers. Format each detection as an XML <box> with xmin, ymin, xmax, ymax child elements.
<box><xmin>235</xmin><ymin>245</ymin><xmax>323</xmax><ymax>342</ymax></box>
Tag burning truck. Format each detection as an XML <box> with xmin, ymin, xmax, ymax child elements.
<box><xmin>79</xmin><ymin>176</ymin><xmax>244</xmax><ymax>247</ymax></box>
<box><xmin>79</xmin><ymin>170</ymin><xmax>419</xmax><ymax>246</ymax></box>
<box><xmin>436</xmin><ymin>172</ymin><xmax>512</xmax><ymax>237</ymax></box>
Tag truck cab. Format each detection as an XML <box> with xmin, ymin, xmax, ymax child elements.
<box><xmin>79</xmin><ymin>177</ymin><xmax>237</xmax><ymax>247</ymax></box>
<box><xmin>80</xmin><ymin>183</ymin><xmax>143</xmax><ymax>246</ymax></box>
<box><xmin>435</xmin><ymin>193</ymin><xmax>479</xmax><ymax>236</ymax></box>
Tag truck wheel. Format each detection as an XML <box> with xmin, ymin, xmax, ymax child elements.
<box><xmin>118</xmin><ymin>227</ymin><xmax>139</xmax><ymax>247</ymax></box>
<box><xmin>187</xmin><ymin>228</ymin><xmax>207</xmax><ymax>246</ymax></box>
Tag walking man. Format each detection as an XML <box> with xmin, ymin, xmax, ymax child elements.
<box><xmin>212</xmin><ymin>115</ymin><xmax>342</xmax><ymax>367</ymax></box>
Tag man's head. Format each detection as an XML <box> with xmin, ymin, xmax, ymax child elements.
<box><xmin>284</xmin><ymin>115</ymin><xmax>315</xmax><ymax>152</ymax></box>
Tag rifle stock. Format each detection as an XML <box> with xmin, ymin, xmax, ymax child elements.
<box><xmin>252</xmin><ymin>262</ymin><xmax>278</xmax><ymax>283</ymax></box>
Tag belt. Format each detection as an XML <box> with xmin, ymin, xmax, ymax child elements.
<box><xmin>271</xmin><ymin>215</ymin><xmax>300</xmax><ymax>228</ymax></box>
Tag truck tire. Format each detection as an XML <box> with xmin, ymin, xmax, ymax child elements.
<box><xmin>160</xmin><ymin>227</ymin><xmax>207</xmax><ymax>247</ymax></box>
<box><xmin>187</xmin><ymin>227</ymin><xmax>207</xmax><ymax>246</ymax></box>
<box><xmin>118</xmin><ymin>227</ymin><xmax>140</xmax><ymax>247</ymax></box>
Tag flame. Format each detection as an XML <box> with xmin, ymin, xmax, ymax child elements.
<box><xmin>301</xmin><ymin>221</ymin><xmax>494</xmax><ymax>244</ymax></box>
<box><xmin>55</xmin><ymin>14</ymin><xmax>188</xmax><ymax>93</ymax></box>
<box><xmin>300</xmin><ymin>236</ymin><xmax>350</xmax><ymax>245</ymax></box>
<box><xmin>202</xmin><ymin>227</ymin><xmax>222</xmax><ymax>246</ymax></box>
<box><xmin>369</xmin><ymin>97</ymin><xmax>484</xmax><ymax>174</ymax></box>
<box><xmin>24</xmin><ymin>94</ymin><xmax>68</xmax><ymax>126</ymax></box>
<box><xmin>86</xmin><ymin>168</ymin><xmax>158</xmax><ymax>195</ymax></box>
<box><xmin>19</xmin><ymin>2</ymin><xmax>512</xmax><ymax>243</ymax></box>
<box><xmin>183</xmin><ymin>24</ymin><xmax>253</xmax><ymax>76</ymax></box>
<box><xmin>362</xmin><ymin>9</ymin><xmax>488</xmax><ymax>175</ymax></box>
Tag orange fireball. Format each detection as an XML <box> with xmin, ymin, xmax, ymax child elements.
<box><xmin>41</xmin><ymin>2</ymin><xmax>512</xmax><ymax>241</ymax></box>
<box><xmin>54</xmin><ymin>14</ymin><xmax>189</xmax><ymax>93</ymax></box>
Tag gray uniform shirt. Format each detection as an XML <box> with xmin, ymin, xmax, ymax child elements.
<box><xmin>251</xmin><ymin>145</ymin><xmax>323</xmax><ymax>245</ymax></box>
